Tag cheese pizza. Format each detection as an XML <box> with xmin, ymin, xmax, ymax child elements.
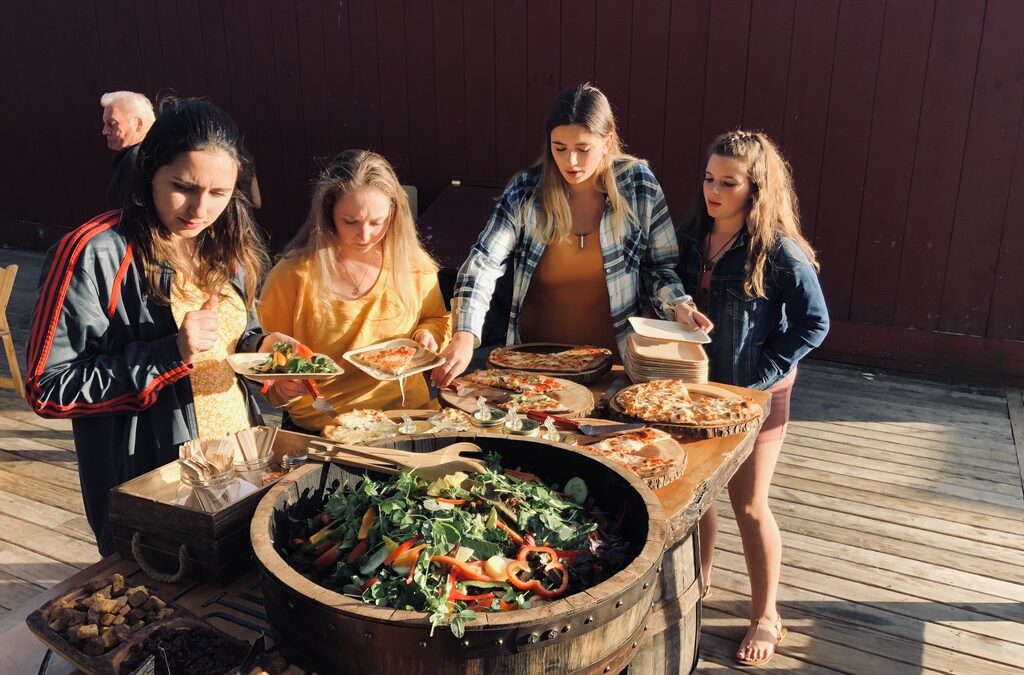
<box><xmin>321</xmin><ymin>409</ymin><xmax>398</xmax><ymax>443</ymax></box>
<box><xmin>576</xmin><ymin>428</ymin><xmax>675</xmax><ymax>479</ymax></box>
<box><xmin>462</xmin><ymin>369</ymin><xmax>561</xmax><ymax>394</ymax></box>
<box><xmin>351</xmin><ymin>345</ymin><xmax>419</xmax><ymax>375</ymax></box>
<box><xmin>489</xmin><ymin>346</ymin><xmax>612</xmax><ymax>372</ymax></box>
<box><xmin>617</xmin><ymin>380</ymin><xmax>760</xmax><ymax>426</ymax></box>
<box><xmin>498</xmin><ymin>392</ymin><xmax>568</xmax><ymax>413</ymax></box>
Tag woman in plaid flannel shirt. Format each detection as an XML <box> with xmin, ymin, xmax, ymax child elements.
<box><xmin>433</xmin><ymin>83</ymin><xmax>711</xmax><ymax>386</ymax></box>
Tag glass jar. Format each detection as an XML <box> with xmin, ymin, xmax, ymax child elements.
<box><xmin>176</xmin><ymin>463</ymin><xmax>237</xmax><ymax>512</ymax></box>
<box><xmin>234</xmin><ymin>454</ymin><xmax>275</xmax><ymax>487</ymax></box>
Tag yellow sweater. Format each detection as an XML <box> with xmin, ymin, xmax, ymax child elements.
<box><xmin>258</xmin><ymin>256</ymin><xmax>450</xmax><ymax>431</ymax></box>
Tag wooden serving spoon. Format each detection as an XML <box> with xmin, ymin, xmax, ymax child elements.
<box><xmin>307</xmin><ymin>440</ymin><xmax>486</xmax><ymax>480</ymax></box>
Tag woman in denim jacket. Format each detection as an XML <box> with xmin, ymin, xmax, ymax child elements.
<box><xmin>677</xmin><ymin>130</ymin><xmax>829</xmax><ymax>666</ymax></box>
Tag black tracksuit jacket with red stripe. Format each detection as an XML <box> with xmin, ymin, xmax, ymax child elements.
<box><xmin>26</xmin><ymin>212</ymin><xmax>266</xmax><ymax>554</ymax></box>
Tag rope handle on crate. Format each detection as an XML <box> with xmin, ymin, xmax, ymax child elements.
<box><xmin>131</xmin><ymin>531</ymin><xmax>189</xmax><ymax>584</ymax></box>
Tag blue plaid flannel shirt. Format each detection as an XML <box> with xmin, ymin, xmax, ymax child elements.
<box><xmin>451</xmin><ymin>161</ymin><xmax>688</xmax><ymax>355</ymax></box>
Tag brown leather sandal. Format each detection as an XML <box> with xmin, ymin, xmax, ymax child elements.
<box><xmin>736</xmin><ymin>616</ymin><xmax>787</xmax><ymax>667</ymax></box>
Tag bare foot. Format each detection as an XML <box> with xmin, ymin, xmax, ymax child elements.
<box><xmin>736</xmin><ymin>616</ymin><xmax>787</xmax><ymax>666</ymax></box>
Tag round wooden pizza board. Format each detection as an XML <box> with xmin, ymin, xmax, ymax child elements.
<box><xmin>573</xmin><ymin>435</ymin><xmax>687</xmax><ymax>489</ymax></box>
<box><xmin>608</xmin><ymin>382</ymin><xmax>763</xmax><ymax>439</ymax></box>
<box><xmin>487</xmin><ymin>343</ymin><xmax>613</xmax><ymax>384</ymax></box>
<box><xmin>439</xmin><ymin>375</ymin><xmax>595</xmax><ymax>419</ymax></box>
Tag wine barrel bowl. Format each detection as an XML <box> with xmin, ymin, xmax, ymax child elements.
<box><xmin>251</xmin><ymin>434</ymin><xmax>668</xmax><ymax>674</ymax></box>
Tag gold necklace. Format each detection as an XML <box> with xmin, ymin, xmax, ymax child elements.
<box><xmin>337</xmin><ymin>249</ymin><xmax>381</xmax><ymax>295</ymax></box>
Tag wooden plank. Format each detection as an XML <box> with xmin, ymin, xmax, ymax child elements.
<box><xmin>0</xmin><ymin>510</ymin><xmax>98</xmax><ymax>569</ymax></box>
<box><xmin>594</xmin><ymin>0</ymin><xmax>634</xmax><ymax>139</ymax></box>
<box><xmin>789</xmin><ymin>419</ymin><xmax>1016</xmax><ymax>458</ymax></box>
<box><xmin>0</xmin><ymin>540</ymin><xmax>81</xmax><ymax>590</ymax></box>
<box><xmin>0</xmin><ymin>470</ymin><xmax>85</xmax><ymax>516</ymax></box>
<box><xmin>347</xmin><ymin>0</ymin><xmax>383</xmax><ymax>153</ymax></box>
<box><xmin>987</xmin><ymin>104</ymin><xmax>1024</xmax><ymax>339</ymax></box>
<box><xmin>1008</xmin><ymin>388</ymin><xmax>1024</xmax><ymax>497</ymax></box>
<box><xmin>660</xmin><ymin>0</ymin><xmax>712</xmax><ymax>215</ymax></box>
<box><xmin>266</xmin><ymin>0</ymin><xmax>311</xmax><ymax>205</ymax></box>
<box><xmin>700</xmin><ymin>0</ymin><xmax>751</xmax><ymax>148</ymax></box>
<box><xmin>849</xmin><ymin>0</ymin><xmax>934</xmax><ymax>325</ymax></box>
<box><xmin>706</xmin><ymin>584</ymin><xmax>1016</xmax><ymax>675</ymax></box>
<box><xmin>525</xmin><ymin>0</ymin><xmax>561</xmax><ymax>145</ymax></box>
<box><xmin>767</xmin><ymin>481</ymin><xmax>1024</xmax><ymax>553</ymax></box>
<box><xmin>741</xmin><ymin>0</ymin><xmax>795</xmax><ymax>141</ymax></box>
<box><xmin>0</xmin><ymin>449</ymin><xmax>80</xmax><ymax>489</ymax></box>
<box><xmin>559</xmin><ymin>0</ymin><xmax>596</xmax><ymax>88</ymax></box>
<box><xmin>773</xmin><ymin>460</ymin><xmax>1024</xmax><ymax>526</ymax></box>
<box><xmin>462</xmin><ymin>0</ymin><xmax>497</xmax><ymax>179</ymax></box>
<box><xmin>783</xmin><ymin>438</ymin><xmax>1024</xmax><ymax>491</ymax></box>
<box><xmin>781</xmin><ymin>0</ymin><xmax>839</xmax><ymax>243</ymax></box>
<box><xmin>433</xmin><ymin>0</ymin><xmax>468</xmax><ymax>180</ymax></box>
<box><xmin>626</xmin><ymin>0</ymin><xmax>672</xmax><ymax>170</ymax></box>
<box><xmin>810</xmin><ymin>0</ymin><xmax>885</xmax><ymax>319</ymax></box>
<box><xmin>320</xmin><ymin>0</ymin><xmax>357</xmax><ymax>160</ymax></box>
<box><xmin>293</xmin><ymin>0</ymin><xmax>332</xmax><ymax>169</ymax></box>
<box><xmin>801</xmin><ymin>359</ymin><xmax>1007</xmax><ymax>400</ymax></box>
<box><xmin>778</xmin><ymin>453</ymin><xmax>1023</xmax><ymax>510</ymax></box>
<box><xmin>375</xmin><ymin>0</ymin><xmax>414</xmax><ymax>176</ymax></box>
<box><xmin>786</xmin><ymin>424</ymin><xmax>1018</xmax><ymax>473</ymax></box>
<box><xmin>770</xmin><ymin>464</ymin><xmax>1024</xmax><ymax>537</ymax></box>
<box><xmin>892</xmin><ymin>0</ymin><xmax>986</xmax><ymax>331</ymax></box>
<box><xmin>0</xmin><ymin>567</ymin><xmax>45</xmax><ymax>613</ymax></box>
<box><xmin>718</xmin><ymin>519</ymin><xmax>1024</xmax><ymax>609</ymax></box>
<box><xmin>709</xmin><ymin>549</ymin><xmax>1024</xmax><ymax>663</ymax></box>
<box><xmin>940</xmin><ymin>0</ymin><xmax>1024</xmax><ymax>336</ymax></box>
<box><xmin>196</xmin><ymin>0</ymin><xmax>234</xmax><ymax>110</ymax></box>
<box><xmin>493</xmin><ymin>0</ymin><xmax>529</xmax><ymax>178</ymax></box>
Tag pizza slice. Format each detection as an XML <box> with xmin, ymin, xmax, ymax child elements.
<box><xmin>499</xmin><ymin>372</ymin><xmax>561</xmax><ymax>394</ymax></box>
<box><xmin>352</xmin><ymin>345</ymin><xmax>419</xmax><ymax>375</ymax></box>
<box><xmin>579</xmin><ymin>427</ymin><xmax>675</xmax><ymax>478</ymax></box>
<box><xmin>498</xmin><ymin>392</ymin><xmax>568</xmax><ymax>413</ymax></box>
<box><xmin>462</xmin><ymin>369</ymin><xmax>507</xmax><ymax>388</ymax></box>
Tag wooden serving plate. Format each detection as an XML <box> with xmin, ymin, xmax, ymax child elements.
<box><xmin>439</xmin><ymin>374</ymin><xmax>595</xmax><ymax>419</ymax></box>
<box><xmin>608</xmin><ymin>383</ymin><xmax>763</xmax><ymax>439</ymax></box>
<box><xmin>574</xmin><ymin>434</ymin><xmax>688</xmax><ymax>489</ymax></box>
<box><xmin>487</xmin><ymin>343</ymin><xmax>613</xmax><ymax>384</ymax></box>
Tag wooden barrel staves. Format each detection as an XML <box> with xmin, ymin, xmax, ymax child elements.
<box><xmin>250</xmin><ymin>434</ymin><xmax>670</xmax><ymax>674</ymax></box>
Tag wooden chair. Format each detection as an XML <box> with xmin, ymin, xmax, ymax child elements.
<box><xmin>0</xmin><ymin>264</ymin><xmax>25</xmax><ymax>398</ymax></box>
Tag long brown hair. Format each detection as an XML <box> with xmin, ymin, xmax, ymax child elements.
<box><xmin>530</xmin><ymin>83</ymin><xmax>641</xmax><ymax>243</ymax></box>
<box><xmin>279</xmin><ymin>149</ymin><xmax>438</xmax><ymax>308</ymax></box>
<box><xmin>690</xmin><ymin>130</ymin><xmax>819</xmax><ymax>298</ymax></box>
<box><xmin>122</xmin><ymin>98</ymin><xmax>268</xmax><ymax>305</ymax></box>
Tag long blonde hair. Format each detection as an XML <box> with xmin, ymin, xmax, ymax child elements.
<box><xmin>280</xmin><ymin>149</ymin><xmax>438</xmax><ymax>308</ymax></box>
<box><xmin>530</xmin><ymin>83</ymin><xmax>640</xmax><ymax>243</ymax></box>
<box><xmin>696</xmin><ymin>130</ymin><xmax>819</xmax><ymax>299</ymax></box>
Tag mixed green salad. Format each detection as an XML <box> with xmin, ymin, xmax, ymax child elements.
<box><xmin>277</xmin><ymin>454</ymin><xmax>633</xmax><ymax>637</ymax></box>
<box><xmin>253</xmin><ymin>342</ymin><xmax>339</xmax><ymax>375</ymax></box>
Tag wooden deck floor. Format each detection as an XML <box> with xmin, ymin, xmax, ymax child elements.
<box><xmin>0</xmin><ymin>359</ymin><xmax>1021</xmax><ymax>673</ymax></box>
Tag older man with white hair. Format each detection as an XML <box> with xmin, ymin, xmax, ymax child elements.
<box><xmin>100</xmin><ymin>90</ymin><xmax>155</xmax><ymax>207</ymax></box>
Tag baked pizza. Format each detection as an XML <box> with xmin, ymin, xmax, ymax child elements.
<box><xmin>498</xmin><ymin>392</ymin><xmax>568</xmax><ymax>413</ymax></box>
<box><xmin>352</xmin><ymin>345</ymin><xmax>419</xmax><ymax>375</ymax></box>
<box><xmin>427</xmin><ymin>408</ymin><xmax>474</xmax><ymax>433</ymax></box>
<box><xmin>617</xmin><ymin>380</ymin><xmax>760</xmax><ymax>426</ymax></box>
<box><xmin>322</xmin><ymin>409</ymin><xmax>398</xmax><ymax>443</ymax></box>
<box><xmin>462</xmin><ymin>369</ymin><xmax>561</xmax><ymax>394</ymax></box>
<box><xmin>489</xmin><ymin>345</ymin><xmax>612</xmax><ymax>372</ymax></box>
<box><xmin>577</xmin><ymin>428</ymin><xmax>675</xmax><ymax>479</ymax></box>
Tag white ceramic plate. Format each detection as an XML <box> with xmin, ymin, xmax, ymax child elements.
<box><xmin>226</xmin><ymin>352</ymin><xmax>344</xmax><ymax>381</ymax></box>
<box><xmin>343</xmin><ymin>338</ymin><xmax>446</xmax><ymax>381</ymax></box>
<box><xmin>628</xmin><ymin>316</ymin><xmax>712</xmax><ymax>344</ymax></box>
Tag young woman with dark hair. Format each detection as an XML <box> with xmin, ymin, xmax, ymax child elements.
<box><xmin>26</xmin><ymin>98</ymin><xmax>295</xmax><ymax>553</ymax></box>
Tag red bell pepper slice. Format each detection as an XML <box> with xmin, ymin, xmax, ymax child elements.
<box><xmin>505</xmin><ymin>546</ymin><xmax>570</xmax><ymax>599</ymax></box>
<box><xmin>383</xmin><ymin>536</ymin><xmax>419</xmax><ymax>566</ymax></box>
<box><xmin>357</xmin><ymin>577</ymin><xmax>379</xmax><ymax>593</ymax></box>
<box><xmin>436</xmin><ymin>497</ymin><xmax>468</xmax><ymax>505</ymax></box>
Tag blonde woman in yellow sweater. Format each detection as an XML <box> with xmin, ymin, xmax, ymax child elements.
<box><xmin>258</xmin><ymin>150</ymin><xmax>450</xmax><ymax>432</ymax></box>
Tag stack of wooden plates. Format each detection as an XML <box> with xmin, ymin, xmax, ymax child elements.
<box><xmin>623</xmin><ymin>333</ymin><xmax>709</xmax><ymax>383</ymax></box>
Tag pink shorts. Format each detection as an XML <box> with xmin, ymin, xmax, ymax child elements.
<box><xmin>757</xmin><ymin>368</ymin><xmax>797</xmax><ymax>443</ymax></box>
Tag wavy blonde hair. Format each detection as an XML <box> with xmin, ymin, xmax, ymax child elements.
<box><xmin>698</xmin><ymin>130</ymin><xmax>819</xmax><ymax>299</ymax></box>
<box><xmin>530</xmin><ymin>83</ymin><xmax>640</xmax><ymax>243</ymax></box>
<box><xmin>279</xmin><ymin>149</ymin><xmax>437</xmax><ymax>308</ymax></box>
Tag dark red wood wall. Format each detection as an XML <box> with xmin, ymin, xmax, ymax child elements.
<box><xmin>1</xmin><ymin>0</ymin><xmax>1021</xmax><ymax>382</ymax></box>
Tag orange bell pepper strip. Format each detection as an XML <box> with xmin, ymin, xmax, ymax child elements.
<box><xmin>295</xmin><ymin>343</ymin><xmax>314</xmax><ymax>358</ymax></box>
<box><xmin>436</xmin><ymin>497</ymin><xmax>468</xmax><ymax>505</ymax></box>
<box><xmin>505</xmin><ymin>546</ymin><xmax>570</xmax><ymax>599</ymax></box>
<box><xmin>496</xmin><ymin>521</ymin><xmax>525</xmax><ymax>546</ymax></box>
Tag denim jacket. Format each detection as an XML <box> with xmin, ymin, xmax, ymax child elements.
<box><xmin>678</xmin><ymin>229</ymin><xmax>829</xmax><ymax>390</ymax></box>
